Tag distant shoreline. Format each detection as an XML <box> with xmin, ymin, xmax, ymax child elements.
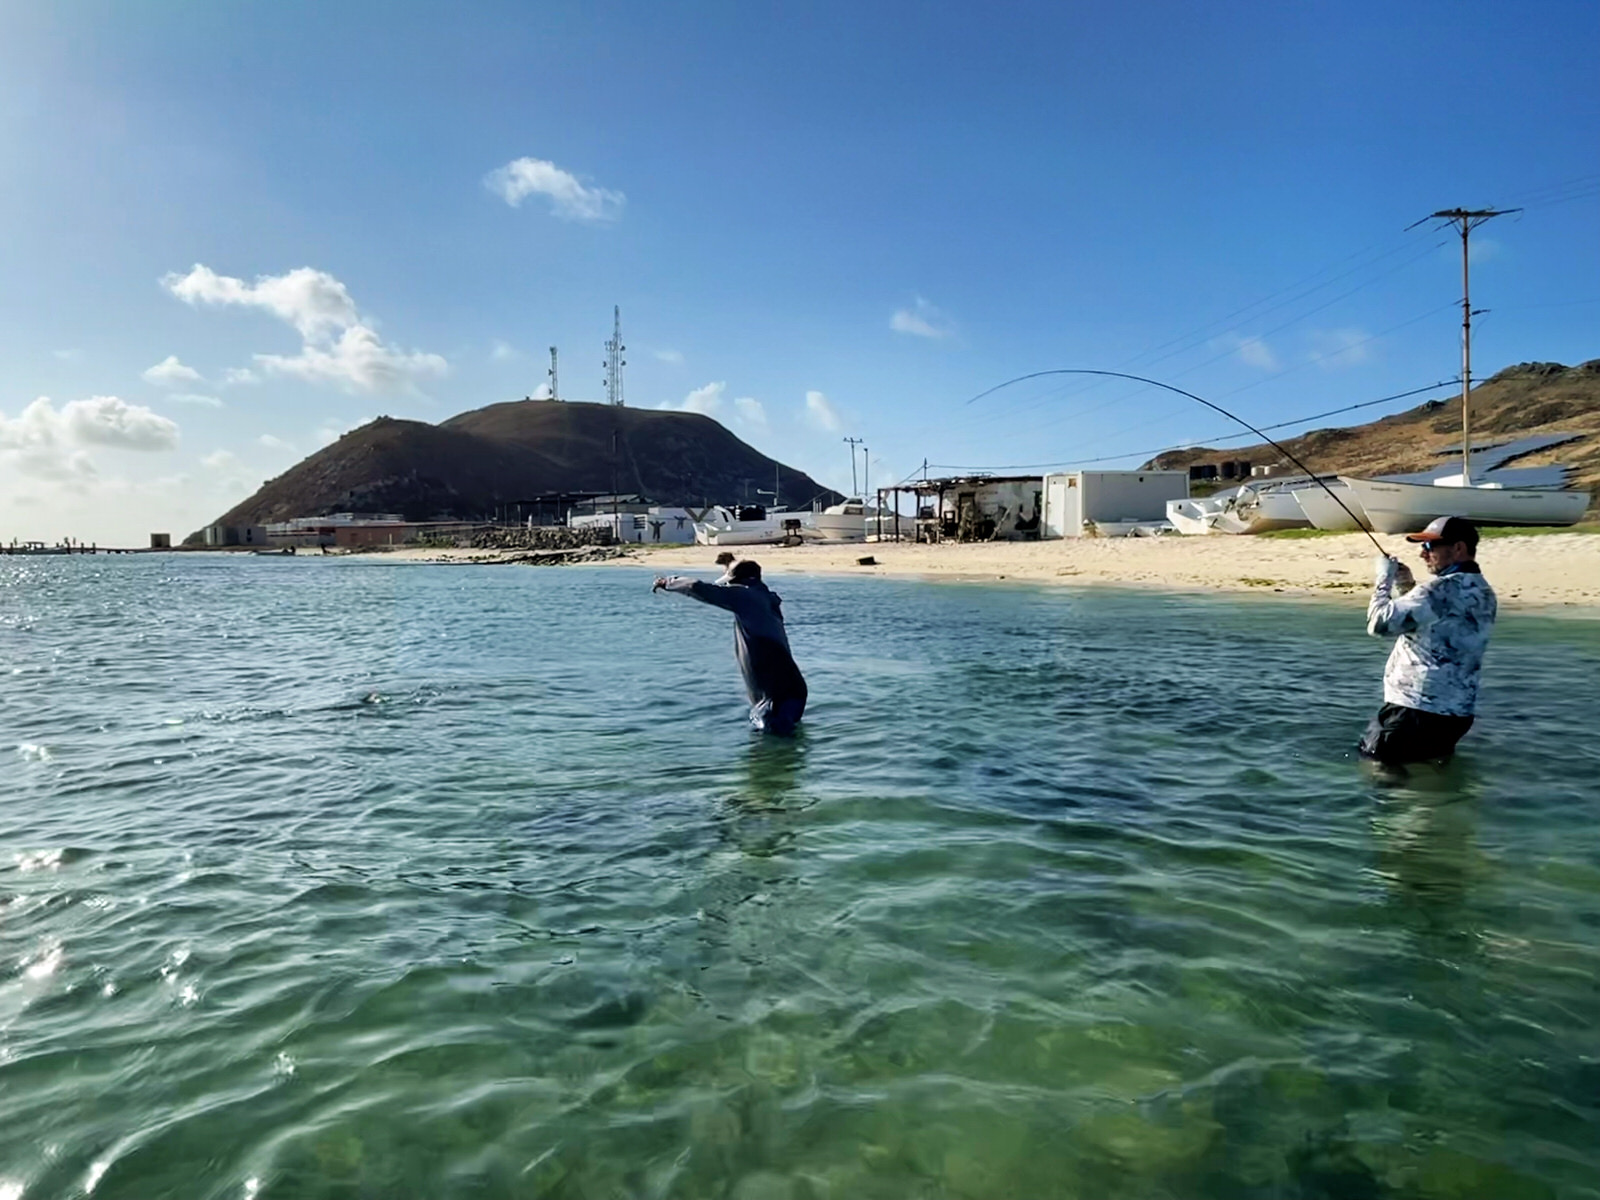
<box><xmin>354</xmin><ymin>530</ymin><xmax>1600</xmax><ymax>614</ymax></box>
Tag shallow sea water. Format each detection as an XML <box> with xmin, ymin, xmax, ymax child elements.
<box><xmin>2</xmin><ymin>555</ymin><xmax>1599</xmax><ymax>1199</ymax></box>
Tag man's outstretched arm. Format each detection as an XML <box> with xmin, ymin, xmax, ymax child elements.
<box><xmin>654</xmin><ymin>575</ymin><xmax>741</xmax><ymax>611</ymax></box>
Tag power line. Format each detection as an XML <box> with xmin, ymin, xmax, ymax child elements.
<box><xmin>927</xmin><ymin>379</ymin><xmax>1460</xmax><ymax>473</ymax></box>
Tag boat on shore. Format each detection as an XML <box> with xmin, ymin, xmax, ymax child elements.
<box><xmin>1291</xmin><ymin>479</ymin><xmax>1371</xmax><ymax>531</ymax></box>
<box><xmin>692</xmin><ymin>505</ymin><xmax>815</xmax><ymax>546</ymax></box>
<box><xmin>1337</xmin><ymin>475</ymin><xmax>1590</xmax><ymax>534</ymax></box>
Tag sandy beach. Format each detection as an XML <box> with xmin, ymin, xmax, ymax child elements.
<box><xmin>366</xmin><ymin>529</ymin><xmax>1600</xmax><ymax>612</ymax></box>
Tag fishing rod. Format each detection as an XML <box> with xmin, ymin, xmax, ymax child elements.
<box><xmin>964</xmin><ymin>368</ymin><xmax>1389</xmax><ymax>556</ymax></box>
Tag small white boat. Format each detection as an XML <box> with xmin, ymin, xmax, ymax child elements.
<box><xmin>1291</xmin><ymin>479</ymin><xmax>1371</xmax><ymax>531</ymax></box>
<box><xmin>1338</xmin><ymin>476</ymin><xmax>1591</xmax><ymax>534</ymax></box>
<box><xmin>1167</xmin><ymin>481</ymin><xmax>1313</xmax><ymax>535</ymax></box>
<box><xmin>692</xmin><ymin>505</ymin><xmax>816</xmax><ymax>546</ymax></box>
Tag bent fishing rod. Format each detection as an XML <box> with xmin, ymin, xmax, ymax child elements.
<box><xmin>963</xmin><ymin>368</ymin><xmax>1389</xmax><ymax>557</ymax></box>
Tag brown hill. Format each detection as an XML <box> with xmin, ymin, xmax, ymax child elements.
<box><xmin>1144</xmin><ymin>359</ymin><xmax>1600</xmax><ymax>511</ymax></box>
<box><xmin>192</xmin><ymin>400</ymin><xmax>840</xmax><ymax>537</ymax></box>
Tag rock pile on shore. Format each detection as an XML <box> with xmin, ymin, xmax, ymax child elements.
<box><xmin>468</xmin><ymin>526</ymin><xmax>614</xmax><ymax>551</ymax></box>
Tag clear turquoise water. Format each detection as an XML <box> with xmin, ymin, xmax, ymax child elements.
<box><xmin>3</xmin><ymin>555</ymin><xmax>1599</xmax><ymax>1200</ymax></box>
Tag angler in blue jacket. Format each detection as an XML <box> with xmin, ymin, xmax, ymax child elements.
<box><xmin>653</xmin><ymin>560</ymin><xmax>808</xmax><ymax>735</ymax></box>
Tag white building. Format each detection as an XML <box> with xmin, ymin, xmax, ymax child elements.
<box><xmin>1041</xmin><ymin>471</ymin><xmax>1189</xmax><ymax>537</ymax></box>
<box><xmin>569</xmin><ymin>507</ymin><xmax>696</xmax><ymax>544</ymax></box>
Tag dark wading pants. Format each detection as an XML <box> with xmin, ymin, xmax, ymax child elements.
<box><xmin>1359</xmin><ymin>702</ymin><xmax>1474</xmax><ymax>764</ymax></box>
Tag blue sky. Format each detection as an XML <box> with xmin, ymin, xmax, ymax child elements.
<box><xmin>2</xmin><ymin>0</ymin><xmax>1597</xmax><ymax>544</ymax></box>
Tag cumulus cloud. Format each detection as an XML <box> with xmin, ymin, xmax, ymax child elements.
<box><xmin>805</xmin><ymin>390</ymin><xmax>841</xmax><ymax>431</ymax></box>
<box><xmin>675</xmin><ymin>382</ymin><xmax>726</xmax><ymax>415</ymax></box>
<box><xmin>167</xmin><ymin>393</ymin><xmax>223</xmax><ymax>408</ymax></box>
<box><xmin>733</xmin><ymin>396</ymin><xmax>767</xmax><ymax>427</ymax></box>
<box><xmin>201</xmin><ymin>449</ymin><xmax>238</xmax><ymax>470</ymax></box>
<box><xmin>142</xmin><ymin>355</ymin><xmax>203</xmax><ymax>387</ymax></box>
<box><xmin>63</xmin><ymin>396</ymin><xmax>181</xmax><ymax>450</ymax></box>
<box><xmin>1309</xmin><ymin>328</ymin><xmax>1373</xmax><ymax>370</ymax></box>
<box><xmin>654</xmin><ymin>348</ymin><xmax>685</xmax><ymax>366</ymax></box>
<box><xmin>161</xmin><ymin>264</ymin><xmax>447</xmax><ymax>394</ymax></box>
<box><xmin>1213</xmin><ymin>333</ymin><xmax>1278</xmax><ymax>370</ymax></box>
<box><xmin>490</xmin><ymin>340</ymin><xmax>518</xmax><ymax>362</ymax></box>
<box><xmin>0</xmin><ymin>395</ymin><xmax>178</xmax><ymax>485</ymax></box>
<box><xmin>221</xmin><ymin>367</ymin><xmax>260</xmax><ymax>386</ymax></box>
<box><xmin>258</xmin><ymin>434</ymin><xmax>295</xmax><ymax>452</ymax></box>
<box><xmin>484</xmin><ymin>156</ymin><xmax>625</xmax><ymax>222</ymax></box>
<box><xmin>890</xmin><ymin>296</ymin><xmax>955</xmax><ymax>339</ymax></box>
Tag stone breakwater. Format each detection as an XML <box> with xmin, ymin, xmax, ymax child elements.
<box><xmin>468</xmin><ymin>526</ymin><xmax>616</xmax><ymax>551</ymax></box>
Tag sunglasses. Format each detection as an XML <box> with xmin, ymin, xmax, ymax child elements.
<box><xmin>1418</xmin><ymin>540</ymin><xmax>1460</xmax><ymax>553</ymax></box>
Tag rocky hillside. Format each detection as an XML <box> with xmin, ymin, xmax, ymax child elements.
<box><xmin>1146</xmin><ymin>359</ymin><xmax>1600</xmax><ymax>510</ymax></box>
<box><xmin>192</xmin><ymin>400</ymin><xmax>840</xmax><ymax>537</ymax></box>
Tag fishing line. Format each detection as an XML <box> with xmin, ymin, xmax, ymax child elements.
<box><xmin>964</xmin><ymin>368</ymin><xmax>1389</xmax><ymax>555</ymax></box>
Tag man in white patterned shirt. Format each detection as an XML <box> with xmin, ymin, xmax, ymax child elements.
<box><xmin>1361</xmin><ymin>515</ymin><xmax>1497</xmax><ymax>764</ymax></box>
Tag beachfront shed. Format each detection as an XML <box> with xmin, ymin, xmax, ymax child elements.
<box><xmin>906</xmin><ymin>475</ymin><xmax>1043</xmax><ymax>542</ymax></box>
<box><xmin>1041</xmin><ymin>470</ymin><xmax>1189</xmax><ymax>537</ymax></box>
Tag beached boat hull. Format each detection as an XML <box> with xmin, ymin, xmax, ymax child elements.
<box><xmin>1338</xmin><ymin>476</ymin><xmax>1591</xmax><ymax>534</ymax></box>
<box><xmin>1292</xmin><ymin>481</ymin><xmax>1371</xmax><ymax>531</ymax></box>
<box><xmin>692</xmin><ymin>506</ymin><xmax>817</xmax><ymax>546</ymax></box>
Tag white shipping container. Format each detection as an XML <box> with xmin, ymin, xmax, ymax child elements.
<box><xmin>1041</xmin><ymin>471</ymin><xmax>1189</xmax><ymax>538</ymax></box>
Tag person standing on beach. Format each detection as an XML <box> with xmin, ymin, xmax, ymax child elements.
<box><xmin>1361</xmin><ymin>515</ymin><xmax>1497</xmax><ymax>764</ymax></box>
<box><xmin>653</xmin><ymin>560</ymin><xmax>808</xmax><ymax>736</ymax></box>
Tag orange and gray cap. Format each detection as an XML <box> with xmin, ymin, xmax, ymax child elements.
<box><xmin>1405</xmin><ymin>515</ymin><xmax>1478</xmax><ymax>545</ymax></box>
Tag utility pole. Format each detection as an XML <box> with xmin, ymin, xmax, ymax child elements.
<box><xmin>843</xmin><ymin>436</ymin><xmax>864</xmax><ymax>496</ymax></box>
<box><xmin>548</xmin><ymin>347</ymin><xmax>560</xmax><ymax>402</ymax></box>
<box><xmin>1422</xmin><ymin>207</ymin><xmax>1518</xmax><ymax>484</ymax></box>
<box><xmin>862</xmin><ymin>448</ymin><xmax>869</xmax><ymax>517</ymax></box>
<box><xmin>603</xmin><ymin>306</ymin><xmax>626</xmax><ymax>406</ymax></box>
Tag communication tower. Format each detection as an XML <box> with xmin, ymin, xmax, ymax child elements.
<box><xmin>548</xmin><ymin>347</ymin><xmax>560</xmax><ymax>402</ymax></box>
<box><xmin>603</xmin><ymin>307</ymin><xmax>626</xmax><ymax>406</ymax></box>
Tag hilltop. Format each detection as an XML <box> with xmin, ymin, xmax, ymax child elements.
<box><xmin>1146</xmin><ymin>359</ymin><xmax>1600</xmax><ymax>509</ymax></box>
<box><xmin>192</xmin><ymin>400</ymin><xmax>840</xmax><ymax>538</ymax></box>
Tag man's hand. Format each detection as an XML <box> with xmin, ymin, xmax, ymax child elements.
<box><xmin>1373</xmin><ymin>555</ymin><xmax>1413</xmax><ymax>588</ymax></box>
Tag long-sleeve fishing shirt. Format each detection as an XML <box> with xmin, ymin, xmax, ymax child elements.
<box><xmin>1367</xmin><ymin>558</ymin><xmax>1497</xmax><ymax>717</ymax></box>
<box><xmin>659</xmin><ymin>576</ymin><xmax>808</xmax><ymax>710</ymax></box>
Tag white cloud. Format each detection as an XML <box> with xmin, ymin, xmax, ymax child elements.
<box><xmin>161</xmin><ymin>265</ymin><xmax>448</xmax><ymax>394</ymax></box>
<box><xmin>654</xmin><ymin>348</ymin><xmax>685</xmax><ymax>366</ymax></box>
<box><xmin>163</xmin><ymin>264</ymin><xmax>358</xmax><ymax>340</ymax></box>
<box><xmin>167</xmin><ymin>393</ymin><xmax>223</xmax><ymax>408</ymax></box>
<box><xmin>142</xmin><ymin>355</ymin><xmax>203</xmax><ymax>387</ymax></box>
<box><xmin>254</xmin><ymin>325</ymin><xmax>448</xmax><ymax>393</ymax></box>
<box><xmin>490</xmin><ymin>340</ymin><xmax>518</xmax><ymax>362</ymax></box>
<box><xmin>221</xmin><ymin>367</ymin><xmax>260</xmax><ymax>386</ymax></box>
<box><xmin>890</xmin><ymin>296</ymin><xmax>955</xmax><ymax>339</ymax></box>
<box><xmin>661</xmin><ymin>381</ymin><xmax>725</xmax><ymax>416</ymax></box>
<box><xmin>733</xmin><ymin>396</ymin><xmax>767</xmax><ymax>427</ymax></box>
<box><xmin>484</xmin><ymin>156</ymin><xmax>625</xmax><ymax>222</ymax></box>
<box><xmin>0</xmin><ymin>395</ymin><xmax>178</xmax><ymax>485</ymax></box>
<box><xmin>1214</xmin><ymin>333</ymin><xmax>1278</xmax><ymax>370</ymax></box>
<box><xmin>1309</xmin><ymin>328</ymin><xmax>1373</xmax><ymax>370</ymax></box>
<box><xmin>805</xmin><ymin>390</ymin><xmax>841</xmax><ymax>431</ymax></box>
<box><xmin>258</xmin><ymin>434</ymin><xmax>295</xmax><ymax>453</ymax></box>
<box><xmin>62</xmin><ymin>396</ymin><xmax>180</xmax><ymax>450</ymax></box>
<box><xmin>201</xmin><ymin>449</ymin><xmax>238</xmax><ymax>470</ymax></box>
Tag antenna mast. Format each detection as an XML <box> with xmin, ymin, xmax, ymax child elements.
<box><xmin>1425</xmin><ymin>207</ymin><xmax>1518</xmax><ymax>484</ymax></box>
<box><xmin>548</xmin><ymin>347</ymin><xmax>560</xmax><ymax>402</ymax></box>
<box><xmin>604</xmin><ymin>306</ymin><xmax>627</xmax><ymax>406</ymax></box>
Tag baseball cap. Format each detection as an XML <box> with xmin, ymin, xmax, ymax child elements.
<box><xmin>1405</xmin><ymin>515</ymin><xmax>1478</xmax><ymax>546</ymax></box>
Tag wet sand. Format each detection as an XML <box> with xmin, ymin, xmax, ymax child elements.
<box><xmin>369</xmin><ymin>530</ymin><xmax>1600</xmax><ymax>612</ymax></box>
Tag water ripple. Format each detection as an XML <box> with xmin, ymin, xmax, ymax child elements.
<box><xmin>2</xmin><ymin>557</ymin><xmax>1599</xmax><ymax>1198</ymax></box>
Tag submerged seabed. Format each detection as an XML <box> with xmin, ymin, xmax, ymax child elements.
<box><xmin>2</xmin><ymin>556</ymin><xmax>1598</xmax><ymax>1200</ymax></box>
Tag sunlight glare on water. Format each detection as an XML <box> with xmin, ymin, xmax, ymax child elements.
<box><xmin>2</xmin><ymin>554</ymin><xmax>1598</xmax><ymax>1199</ymax></box>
